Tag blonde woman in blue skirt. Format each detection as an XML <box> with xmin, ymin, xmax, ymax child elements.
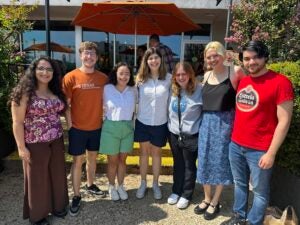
<box><xmin>195</xmin><ymin>42</ymin><xmax>245</xmax><ymax>220</ymax></box>
<box><xmin>99</xmin><ymin>62</ymin><xmax>136</xmax><ymax>201</ymax></box>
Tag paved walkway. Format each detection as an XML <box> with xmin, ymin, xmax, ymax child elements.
<box><xmin>0</xmin><ymin>161</ymin><xmax>235</xmax><ymax>225</ymax></box>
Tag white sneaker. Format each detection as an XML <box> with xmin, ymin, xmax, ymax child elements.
<box><xmin>176</xmin><ymin>197</ymin><xmax>189</xmax><ymax>209</ymax></box>
<box><xmin>152</xmin><ymin>183</ymin><xmax>162</xmax><ymax>200</ymax></box>
<box><xmin>167</xmin><ymin>193</ymin><xmax>180</xmax><ymax>205</ymax></box>
<box><xmin>117</xmin><ymin>184</ymin><xmax>128</xmax><ymax>200</ymax></box>
<box><xmin>108</xmin><ymin>184</ymin><xmax>120</xmax><ymax>201</ymax></box>
<box><xmin>136</xmin><ymin>180</ymin><xmax>147</xmax><ymax>199</ymax></box>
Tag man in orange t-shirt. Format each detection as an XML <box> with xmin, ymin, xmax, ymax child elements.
<box><xmin>63</xmin><ymin>41</ymin><xmax>108</xmax><ymax>216</ymax></box>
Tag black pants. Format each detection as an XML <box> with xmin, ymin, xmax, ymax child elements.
<box><xmin>169</xmin><ymin>132</ymin><xmax>198</xmax><ymax>200</ymax></box>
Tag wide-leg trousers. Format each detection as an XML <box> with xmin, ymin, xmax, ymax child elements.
<box><xmin>23</xmin><ymin>136</ymin><xmax>69</xmax><ymax>223</ymax></box>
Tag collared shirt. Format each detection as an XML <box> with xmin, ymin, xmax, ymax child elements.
<box><xmin>137</xmin><ymin>73</ymin><xmax>172</xmax><ymax>126</ymax></box>
<box><xmin>158</xmin><ymin>43</ymin><xmax>175</xmax><ymax>73</ymax></box>
<box><xmin>104</xmin><ymin>84</ymin><xmax>136</xmax><ymax>121</ymax></box>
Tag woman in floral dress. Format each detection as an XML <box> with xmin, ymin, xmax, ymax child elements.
<box><xmin>10</xmin><ymin>56</ymin><xmax>69</xmax><ymax>225</ymax></box>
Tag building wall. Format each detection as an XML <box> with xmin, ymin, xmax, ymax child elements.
<box><xmin>2</xmin><ymin>0</ymin><xmax>230</xmax><ymax>9</ymax></box>
<box><xmin>212</xmin><ymin>17</ymin><xmax>228</xmax><ymax>45</ymax></box>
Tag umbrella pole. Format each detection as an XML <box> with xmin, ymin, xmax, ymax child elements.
<box><xmin>113</xmin><ymin>34</ymin><xmax>116</xmax><ymax>66</ymax></box>
<box><xmin>225</xmin><ymin>0</ymin><xmax>233</xmax><ymax>49</ymax></box>
<box><xmin>45</xmin><ymin>0</ymin><xmax>51</xmax><ymax>58</ymax></box>
<box><xmin>134</xmin><ymin>17</ymin><xmax>137</xmax><ymax>73</ymax></box>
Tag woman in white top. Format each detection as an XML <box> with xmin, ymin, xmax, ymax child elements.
<box><xmin>135</xmin><ymin>47</ymin><xmax>172</xmax><ymax>200</ymax></box>
<box><xmin>99</xmin><ymin>62</ymin><xmax>136</xmax><ymax>201</ymax></box>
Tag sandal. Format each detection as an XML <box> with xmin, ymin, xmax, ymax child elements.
<box><xmin>194</xmin><ymin>200</ymin><xmax>210</xmax><ymax>215</ymax></box>
<box><xmin>204</xmin><ymin>202</ymin><xmax>221</xmax><ymax>220</ymax></box>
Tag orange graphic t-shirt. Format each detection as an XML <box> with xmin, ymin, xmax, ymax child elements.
<box><xmin>63</xmin><ymin>68</ymin><xmax>108</xmax><ymax>131</ymax></box>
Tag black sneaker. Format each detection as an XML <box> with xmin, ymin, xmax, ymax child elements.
<box><xmin>220</xmin><ymin>213</ymin><xmax>247</xmax><ymax>225</ymax></box>
<box><xmin>69</xmin><ymin>195</ymin><xmax>81</xmax><ymax>216</ymax></box>
<box><xmin>85</xmin><ymin>184</ymin><xmax>105</xmax><ymax>196</ymax></box>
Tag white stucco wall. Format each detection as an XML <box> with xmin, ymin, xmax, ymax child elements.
<box><xmin>1</xmin><ymin>0</ymin><xmax>234</xmax><ymax>9</ymax></box>
<box><xmin>211</xmin><ymin>18</ymin><xmax>227</xmax><ymax>44</ymax></box>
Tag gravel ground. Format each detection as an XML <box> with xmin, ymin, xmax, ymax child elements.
<box><xmin>0</xmin><ymin>161</ymin><xmax>235</xmax><ymax>225</ymax></box>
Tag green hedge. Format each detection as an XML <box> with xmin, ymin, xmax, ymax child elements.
<box><xmin>268</xmin><ymin>61</ymin><xmax>300</xmax><ymax>176</ymax></box>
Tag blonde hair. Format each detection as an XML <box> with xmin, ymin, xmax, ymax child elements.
<box><xmin>136</xmin><ymin>47</ymin><xmax>167</xmax><ymax>83</ymax></box>
<box><xmin>171</xmin><ymin>62</ymin><xmax>197</xmax><ymax>97</ymax></box>
<box><xmin>204</xmin><ymin>41</ymin><xmax>226</xmax><ymax>58</ymax></box>
<box><xmin>78</xmin><ymin>41</ymin><xmax>99</xmax><ymax>55</ymax></box>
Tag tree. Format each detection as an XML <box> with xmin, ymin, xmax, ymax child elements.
<box><xmin>225</xmin><ymin>0</ymin><xmax>300</xmax><ymax>61</ymax></box>
<box><xmin>0</xmin><ymin>0</ymin><xmax>36</xmax><ymax>132</ymax></box>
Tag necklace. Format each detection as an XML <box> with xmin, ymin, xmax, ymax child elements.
<box><xmin>209</xmin><ymin>69</ymin><xmax>228</xmax><ymax>84</ymax></box>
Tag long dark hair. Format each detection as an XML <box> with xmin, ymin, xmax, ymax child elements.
<box><xmin>9</xmin><ymin>56</ymin><xmax>67</xmax><ymax>112</ymax></box>
<box><xmin>108</xmin><ymin>62</ymin><xmax>135</xmax><ymax>87</ymax></box>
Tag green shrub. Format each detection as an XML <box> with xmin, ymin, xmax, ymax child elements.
<box><xmin>268</xmin><ymin>61</ymin><xmax>300</xmax><ymax>176</ymax></box>
<box><xmin>0</xmin><ymin>1</ymin><xmax>36</xmax><ymax>133</ymax></box>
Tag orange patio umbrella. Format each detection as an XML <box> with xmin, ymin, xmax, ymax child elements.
<box><xmin>72</xmin><ymin>1</ymin><xmax>199</xmax><ymax>66</ymax></box>
<box><xmin>24</xmin><ymin>42</ymin><xmax>73</xmax><ymax>53</ymax></box>
<box><xmin>72</xmin><ymin>1</ymin><xmax>199</xmax><ymax>35</ymax></box>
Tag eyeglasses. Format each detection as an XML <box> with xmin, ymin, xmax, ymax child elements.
<box><xmin>36</xmin><ymin>66</ymin><xmax>54</xmax><ymax>73</ymax></box>
<box><xmin>82</xmin><ymin>50</ymin><xmax>97</xmax><ymax>57</ymax></box>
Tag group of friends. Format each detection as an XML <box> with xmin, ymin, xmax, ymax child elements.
<box><xmin>9</xmin><ymin>38</ymin><xmax>294</xmax><ymax>225</ymax></box>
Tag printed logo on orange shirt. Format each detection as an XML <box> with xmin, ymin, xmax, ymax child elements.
<box><xmin>74</xmin><ymin>83</ymin><xmax>100</xmax><ymax>89</ymax></box>
<box><xmin>236</xmin><ymin>85</ymin><xmax>259</xmax><ymax>112</ymax></box>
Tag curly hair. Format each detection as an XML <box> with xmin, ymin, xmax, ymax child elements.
<box><xmin>9</xmin><ymin>56</ymin><xmax>67</xmax><ymax>112</ymax></box>
<box><xmin>108</xmin><ymin>62</ymin><xmax>135</xmax><ymax>87</ymax></box>
<box><xmin>136</xmin><ymin>47</ymin><xmax>167</xmax><ymax>83</ymax></box>
<box><xmin>172</xmin><ymin>62</ymin><xmax>197</xmax><ymax>97</ymax></box>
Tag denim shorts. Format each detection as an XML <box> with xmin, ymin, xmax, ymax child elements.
<box><xmin>134</xmin><ymin>119</ymin><xmax>168</xmax><ymax>147</ymax></box>
<box><xmin>68</xmin><ymin>127</ymin><xmax>101</xmax><ymax>156</ymax></box>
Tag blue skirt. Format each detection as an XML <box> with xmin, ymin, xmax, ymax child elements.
<box><xmin>197</xmin><ymin>110</ymin><xmax>234</xmax><ymax>185</ymax></box>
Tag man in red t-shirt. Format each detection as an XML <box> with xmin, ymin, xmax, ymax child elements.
<box><xmin>221</xmin><ymin>41</ymin><xmax>294</xmax><ymax>225</ymax></box>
